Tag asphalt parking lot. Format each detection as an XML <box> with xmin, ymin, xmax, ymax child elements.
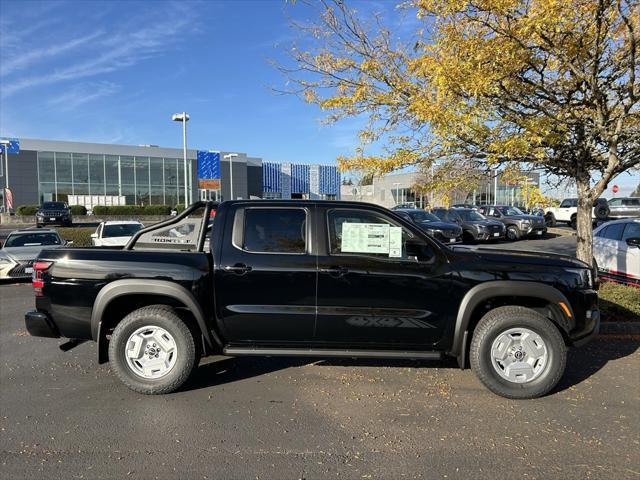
<box><xmin>1</xmin><ymin>283</ymin><xmax>638</xmax><ymax>479</ymax></box>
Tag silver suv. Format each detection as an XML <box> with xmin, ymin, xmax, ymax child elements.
<box><xmin>607</xmin><ymin>197</ymin><xmax>640</xmax><ymax>219</ymax></box>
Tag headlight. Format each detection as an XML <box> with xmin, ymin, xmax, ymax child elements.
<box><xmin>566</xmin><ymin>268</ymin><xmax>593</xmax><ymax>289</ymax></box>
<box><xmin>0</xmin><ymin>256</ymin><xmax>13</xmax><ymax>265</ymax></box>
<box><xmin>521</xmin><ymin>222</ymin><xmax>530</xmax><ymax>228</ymax></box>
<box><xmin>476</xmin><ymin>224</ymin><xmax>486</xmax><ymax>231</ymax></box>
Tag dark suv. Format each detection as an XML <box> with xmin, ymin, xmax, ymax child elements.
<box><xmin>432</xmin><ymin>208</ymin><xmax>506</xmax><ymax>242</ymax></box>
<box><xmin>394</xmin><ymin>208</ymin><xmax>462</xmax><ymax>244</ymax></box>
<box><xmin>478</xmin><ymin>205</ymin><xmax>546</xmax><ymax>241</ymax></box>
<box><xmin>36</xmin><ymin>202</ymin><xmax>73</xmax><ymax>227</ymax></box>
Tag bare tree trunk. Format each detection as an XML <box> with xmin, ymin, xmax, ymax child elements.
<box><xmin>575</xmin><ymin>177</ymin><xmax>594</xmax><ymax>266</ymax></box>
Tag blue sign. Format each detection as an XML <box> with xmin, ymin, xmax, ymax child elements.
<box><xmin>0</xmin><ymin>138</ymin><xmax>19</xmax><ymax>154</ymax></box>
<box><xmin>197</xmin><ymin>150</ymin><xmax>220</xmax><ymax>180</ymax></box>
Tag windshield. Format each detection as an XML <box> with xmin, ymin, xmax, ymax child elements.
<box><xmin>457</xmin><ymin>209</ymin><xmax>486</xmax><ymax>221</ymax></box>
<box><xmin>102</xmin><ymin>223</ymin><xmax>143</xmax><ymax>238</ymax></box>
<box><xmin>42</xmin><ymin>202</ymin><xmax>67</xmax><ymax>209</ymax></box>
<box><xmin>4</xmin><ymin>232</ymin><xmax>61</xmax><ymax>247</ymax></box>
<box><xmin>498</xmin><ymin>206</ymin><xmax>524</xmax><ymax>216</ymax></box>
<box><xmin>408</xmin><ymin>211</ymin><xmax>440</xmax><ymax>223</ymax></box>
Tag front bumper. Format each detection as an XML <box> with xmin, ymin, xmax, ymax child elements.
<box><xmin>0</xmin><ymin>260</ymin><xmax>33</xmax><ymax>279</ymax></box>
<box><xmin>571</xmin><ymin>309</ymin><xmax>600</xmax><ymax>347</ymax></box>
<box><xmin>37</xmin><ymin>216</ymin><xmax>71</xmax><ymax>225</ymax></box>
<box><xmin>525</xmin><ymin>226</ymin><xmax>547</xmax><ymax>237</ymax></box>
<box><xmin>476</xmin><ymin>230</ymin><xmax>505</xmax><ymax>241</ymax></box>
<box><xmin>25</xmin><ymin>310</ymin><xmax>60</xmax><ymax>338</ymax></box>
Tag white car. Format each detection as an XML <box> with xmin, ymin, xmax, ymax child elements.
<box><xmin>0</xmin><ymin>229</ymin><xmax>69</xmax><ymax>279</ymax></box>
<box><xmin>593</xmin><ymin>218</ymin><xmax>640</xmax><ymax>287</ymax></box>
<box><xmin>91</xmin><ymin>221</ymin><xmax>144</xmax><ymax>247</ymax></box>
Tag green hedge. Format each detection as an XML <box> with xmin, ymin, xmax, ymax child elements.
<box><xmin>16</xmin><ymin>204</ymin><xmax>87</xmax><ymax>215</ymax></box>
<box><xmin>92</xmin><ymin>205</ymin><xmax>172</xmax><ymax>216</ymax></box>
<box><xmin>57</xmin><ymin>227</ymin><xmax>95</xmax><ymax>247</ymax></box>
<box><xmin>17</xmin><ymin>205</ymin><xmax>39</xmax><ymax>215</ymax></box>
<box><xmin>70</xmin><ymin>205</ymin><xmax>87</xmax><ymax>216</ymax></box>
<box><xmin>175</xmin><ymin>204</ymin><xmax>186</xmax><ymax>213</ymax></box>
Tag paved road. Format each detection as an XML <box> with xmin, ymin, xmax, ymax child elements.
<box><xmin>1</xmin><ymin>284</ymin><xmax>638</xmax><ymax>479</ymax></box>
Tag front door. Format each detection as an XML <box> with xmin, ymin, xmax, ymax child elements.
<box><xmin>314</xmin><ymin>207</ymin><xmax>452</xmax><ymax>349</ymax></box>
<box><xmin>215</xmin><ymin>205</ymin><xmax>317</xmax><ymax>344</ymax></box>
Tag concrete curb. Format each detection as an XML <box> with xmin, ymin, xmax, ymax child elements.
<box><xmin>600</xmin><ymin>322</ymin><xmax>640</xmax><ymax>335</ymax></box>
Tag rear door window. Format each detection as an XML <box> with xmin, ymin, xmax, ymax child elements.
<box><xmin>242</xmin><ymin>208</ymin><xmax>306</xmax><ymax>253</ymax></box>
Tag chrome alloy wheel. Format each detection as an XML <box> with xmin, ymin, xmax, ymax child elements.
<box><xmin>490</xmin><ymin>328</ymin><xmax>548</xmax><ymax>383</ymax></box>
<box><xmin>124</xmin><ymin>325</ymin><xmax>178</xmax><ymax>379</ymax></box>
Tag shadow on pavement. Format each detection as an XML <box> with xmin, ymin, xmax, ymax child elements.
<box><xmin>554</xmin><ymin>335</ymin><xmax>640</xmax><ymax>393</ymax></box>
<box><xmin>184</xmin><ymin>356</ymin><xmax>311</xmax><ymax>392</ymax></box>
<box><xmin>182</xmin><ymin>336</ymin><xmax>638</xmax><ymax>396</ymax></box>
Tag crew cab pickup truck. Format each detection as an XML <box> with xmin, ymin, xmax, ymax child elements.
<box><xmin>25</xmin><ymin>201</ymin><xmax>600</xmax><ymax>399</ymax></box>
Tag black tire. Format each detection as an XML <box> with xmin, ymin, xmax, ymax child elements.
<box><xmin>108</xmin><ymin>305</ymin><xmax>196</xmax><ymax>395</ymax></box>
<box><xmin>544</xmin><ymin>213</ymin><xmax>556</xmax><ymax>227</ymax></box>
<box><xmin>594</xmin><ymin>204</ymin><xmax>609</xmax><ymax>220</ymax></box>
<box><xmin>470</xmin><ymin>306</ymin><xmax>567</xmax><ymax>399</ymax></box>
<box><xmin>570</xmin><ymin>215</ymin><xmax>577</xmax><ymax>230</ymax></box>
<box><xmin>36</xmin><ymin>223</ymin><xmax>42</xmax><ymax>228</ymax></box>
<box><xmin>505</xmin><ymin>225</ymin><xmax>521</xmax><ymax>241</ymax></box>
<box><xmin>462</xmin><ymin>230</ymin><xmax>476</xmax><ymax>244</ymax></box>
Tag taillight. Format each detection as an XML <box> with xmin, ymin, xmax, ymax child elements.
<box><xmin>209</xmin><ymin>209</ymin><xmax>216</xmax><ymax>218</ymax></box>
<box><xmin>32</xmin><ymin>261</ymin><xmax>53</xmax><ymax>296</ymax></box>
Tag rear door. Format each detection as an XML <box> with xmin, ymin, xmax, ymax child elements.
<box><xmin>314</xmin><ymin>206</ymin><xmax>452</xmax><ymax>349</ymax></box>
<box><xmin>215</xmin><ymin>204</ymin><xmax>317</xmax><ymax>344</ymax></box>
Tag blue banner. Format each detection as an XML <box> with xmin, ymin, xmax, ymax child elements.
<box><xmin>0</xmin><ymin>138</ymin><xmax>19</xmax><ymax>154</ymax></box>
<box><xmin>197</xmin><ymin>150</ymin><xmax>220</xmax><ymax>179</ymax></box>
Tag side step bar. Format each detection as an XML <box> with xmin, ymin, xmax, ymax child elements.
<box><xmin>223</xmin><ymin>347</ymin><xmax>442</xmax><ymax>360</ymax></box>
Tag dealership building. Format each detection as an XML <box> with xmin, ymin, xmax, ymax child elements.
<box><xmin>0</xmin><ymin>138</ymin><xmax>341</xmax><ymax>210</ymax></box>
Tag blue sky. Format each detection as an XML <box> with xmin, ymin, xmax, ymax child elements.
<box><xmin>0</xmin><ymin>0</ymin><xmax>637</xmax><ymax>196</ymax></box>
<box><xmin>0</xmin><ymin>0</ymin><xmax>380</xmax><ymax>164</ymax></box>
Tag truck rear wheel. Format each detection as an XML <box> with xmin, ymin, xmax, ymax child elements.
<box><xmin>108</xmin><ymin>305</ymin><xmax>196</xmax><ymax>395</ymax></box>
<box><xmin>469</xmin><ymin>306</ymin><xmax>566</xmax><ymax>399</ymax></box>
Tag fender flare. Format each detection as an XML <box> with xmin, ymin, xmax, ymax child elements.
<box><xmin>449</xmin><ymin>281</ymin><xmax>574</xmax><ymax>360</ymax></box>
<box><xmin>92</xmin><ymin>279</ymin><xmax>222</xmax><ymax>362</ymax></box>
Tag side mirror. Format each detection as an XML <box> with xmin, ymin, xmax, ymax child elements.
<box><xmin>626</xmin><ymin>237</ymin><xmax>640</xmax><ymax>248</ymax></box>
<box><xmin>90</xmin><ymin>233</ymin><xmax>98</xmax><ymax>238</ymax></box>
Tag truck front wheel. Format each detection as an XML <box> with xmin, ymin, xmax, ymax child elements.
<box><xmin>469</xmin><ymin>306</ymin><xmax>566</xmax><ymax>399</ymax></box>
<box><xmin>108</xmin><ymin>305</ymin><xmax>197</xmax><ymax>394</ymax></box>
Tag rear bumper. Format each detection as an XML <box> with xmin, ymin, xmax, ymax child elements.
<box><xmin>25</xmin><ymin>310</ymin><xmax>60</xmax><ymax>338</ymax></box>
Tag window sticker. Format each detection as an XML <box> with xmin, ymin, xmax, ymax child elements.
<box><xmin>340</xmin><ymin>223</ymin><xmax>402</xmax><ymax>257</ymax></box>
<box><xmin>389</xmin><ymin>227</ymin><xmax>402</xmax><ymax>257</ymax></box>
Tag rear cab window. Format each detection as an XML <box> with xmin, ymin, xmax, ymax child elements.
<box><xmin>241</xmin><ymin>208</ymin><xmax>307</xmax><ymax>254</ymax></box>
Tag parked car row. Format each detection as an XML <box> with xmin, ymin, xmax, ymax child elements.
<box><xmin>392</xmin><ymin>205</ymin><xmax>547</xmax><ymax>244</ymax></box>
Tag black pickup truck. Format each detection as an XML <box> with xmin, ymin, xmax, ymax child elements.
<box><xmin>25</xmin><ymin>200</ymin><xmax>599</xmax><ymax>399</ymax></box>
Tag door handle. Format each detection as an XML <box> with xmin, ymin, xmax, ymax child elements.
<box><xmin>223</xmin><ymin>264</ymin><xmax>252</xmax><ymax>274</ymax></box>
<box><xmin>320</xmin><ymin>266</ymin><xmax>349</xmax><ymax>277</ymax></box>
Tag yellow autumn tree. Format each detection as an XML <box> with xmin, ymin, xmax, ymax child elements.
<box><xmin>281</xmin><ymin>0</ymin><xmax>639</xmax><ymax>264</ymax></box>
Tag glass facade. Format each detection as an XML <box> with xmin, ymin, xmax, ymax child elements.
<box><xmin>37</xmin><ymin>151</ymin><xmax>192</xmax><ymax>206</ymax></box>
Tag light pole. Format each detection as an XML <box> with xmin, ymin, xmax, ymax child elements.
<box><xmin>171</xmin><ymin>112</ymin><xmax>190</xmax><ymax>206</ymax></box>
<box><xmin>0</xmin><ymin>140</ymin><xmax>9</xmax><ymax>212</ymax></box>
<box><xmin>223</xmin><ymin>153</ymin><xmax>238</xmax><ymax>200</ymax></box>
